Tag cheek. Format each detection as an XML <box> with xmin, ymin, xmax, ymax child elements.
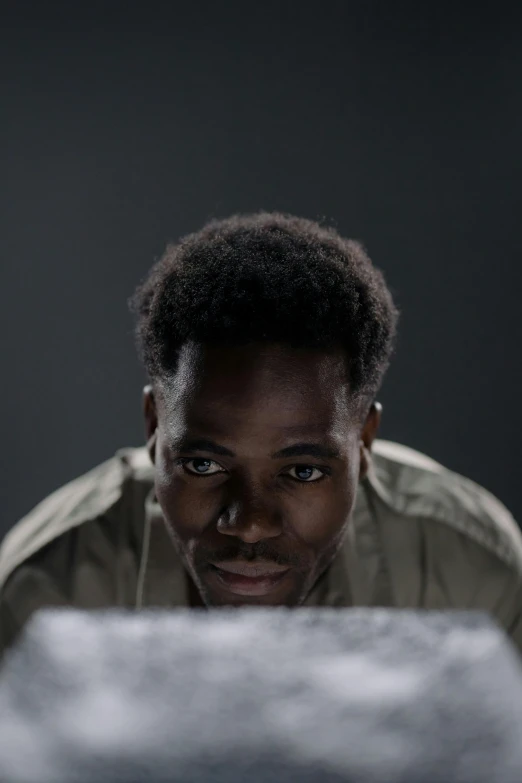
<box><xmin>290</xmin><ymin>481</ymin><xmax>356</xmax><ymax>548</ymax></box>
<box><xmin>154</xmin><ymin>456</ymin><xmax>219</xmax><ymax>538</ymax></box>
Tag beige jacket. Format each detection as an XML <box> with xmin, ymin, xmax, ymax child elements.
<box><xmin>1</xmin><ymin>440</ymin><xmax>522</xmax><ymax>655</ymax></box>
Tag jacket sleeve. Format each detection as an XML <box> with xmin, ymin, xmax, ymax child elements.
<box><xmin>471</xmin><ymin>555</ymin><xmax>522</xmax><ymax>657</ymax></box>
<box><xmin>413</xmin><ymin>513</ymin><xmax>522</xmax><ymax>657</ymax></box>
<box><xmin>0</xmin><ymin>564</ymin><xmax>69</xmax><ymax>659</ymax></box>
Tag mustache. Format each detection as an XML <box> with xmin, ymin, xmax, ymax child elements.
<box><xmin>196</xmin><ymin>541</ymin><xmax>306</xmax><ymax>569</ymax></box>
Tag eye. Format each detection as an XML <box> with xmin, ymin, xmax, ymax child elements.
<box><xmin>286</xmin><ymin>465</ymin><xmax>327</xmax><ymax>483</ymax></box>
<box><xmin>178</xmin><ymin>458</ymin><xmax>226</xmax><ymax>477</ymax></box>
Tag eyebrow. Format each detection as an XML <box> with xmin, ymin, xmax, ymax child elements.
<box><xmin>173</xmin><ymin>437</ymin><xmax>341</xmax><ymax>461</ymax></box>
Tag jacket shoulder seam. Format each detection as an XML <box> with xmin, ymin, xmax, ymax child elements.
<box><xmin>0</xmin><ymin>455</ymin><xmax>127</xmax><ymax>591</ymax></box>
<box><xmin>368</xmin><ymin>443</ymin><xmax>522</xmax><ymax>571</ymax></box>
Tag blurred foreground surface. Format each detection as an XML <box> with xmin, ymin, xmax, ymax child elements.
<box><xmin>0</xmin><ymin>607</ymin><xmax>521</xmax><ymax>782</ymax></box>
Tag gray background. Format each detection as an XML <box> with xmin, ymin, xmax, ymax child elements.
<box><xmin>1</xmin><ymin>2</ymin><xmax>521</xmax><ymax>538</ymax></box>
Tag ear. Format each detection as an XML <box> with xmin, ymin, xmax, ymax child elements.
<box><xmin>143</xmin><ymin>384</ymin><xmax>158</xmax><ymax>464</ymax></box>
<box><xmin>358</xmin><ymin>401</ymin><xmax>382</xmax><ymax>481</ymax></box>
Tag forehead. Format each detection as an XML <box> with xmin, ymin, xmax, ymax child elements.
<box><xmin>156</xmin><ymin>342</ymin><xmax>357</xmax><ymax>438</ymax></box>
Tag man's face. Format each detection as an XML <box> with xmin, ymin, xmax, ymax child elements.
<box><xmin>145</xmin><ymin>341</ymin><xmax>377</xmax><ymax>607</ymax></box>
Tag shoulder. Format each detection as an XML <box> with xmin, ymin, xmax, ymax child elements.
<box><xmin>368</xmin><ymin>439</ymin><xmax>522</xmax><ymax>571</ymax></box>
<box><xmin>0</xmin><ymin>447</ymin><xmax>154</xmax><ymax>591</ymax></box>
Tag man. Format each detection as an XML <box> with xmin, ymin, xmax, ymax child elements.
<box><xmin>1</xmin><ymin>212</ymin><xmax>521</xmax><ymax>654</ymax></box>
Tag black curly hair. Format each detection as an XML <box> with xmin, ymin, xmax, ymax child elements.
<box><xmin>129</xmin><ymin>212</ymin><xmax>399</xmax><ymax>406</ymax></box>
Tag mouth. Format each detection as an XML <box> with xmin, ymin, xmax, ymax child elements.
<box><xmin>207</xmin><ymin>560</ymin><xmax>292</xmax><ymax>597</ymax></box>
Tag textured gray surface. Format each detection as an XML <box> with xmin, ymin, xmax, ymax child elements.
<box><xmin>0</xmin><ymin>608</ymin><xmax>521</xmax><ymax>782</ymax></box>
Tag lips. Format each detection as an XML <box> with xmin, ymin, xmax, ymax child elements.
<box><xmin>209</xmin><ymin>560</ymin><xmax>290</xmax><ymax>578</ymax></box>
<box><xmin>207</xmin><ymin>560</ymin><xmax>291</xmax><ymax>597</ymax></box>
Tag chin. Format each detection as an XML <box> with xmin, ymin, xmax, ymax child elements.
<box><xmin>208</xmin><ymin>597</ymin><xmax>300</xmax><ymax>609</ymax></box>
<box><xmin>200</xmin><ymin>585</ymin><xmax>305</xmax><ymax>609</ymax></box>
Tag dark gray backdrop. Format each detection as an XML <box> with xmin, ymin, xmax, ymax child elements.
<box><xmin>1</xmin><ymin>3</ymin><xmax>521</xmax><ymax>539</ymax></box>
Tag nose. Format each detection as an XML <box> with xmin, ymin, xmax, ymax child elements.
<box><xmin>216</xmin><ymin>489</ymin><xmax>283</xmax><ymax>544</ymax></box>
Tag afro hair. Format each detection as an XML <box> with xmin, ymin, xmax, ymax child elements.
<box><xmin>129</xmin><ymin>212</ymin><xmax>399</xmax><ymax>405</ymax></box>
